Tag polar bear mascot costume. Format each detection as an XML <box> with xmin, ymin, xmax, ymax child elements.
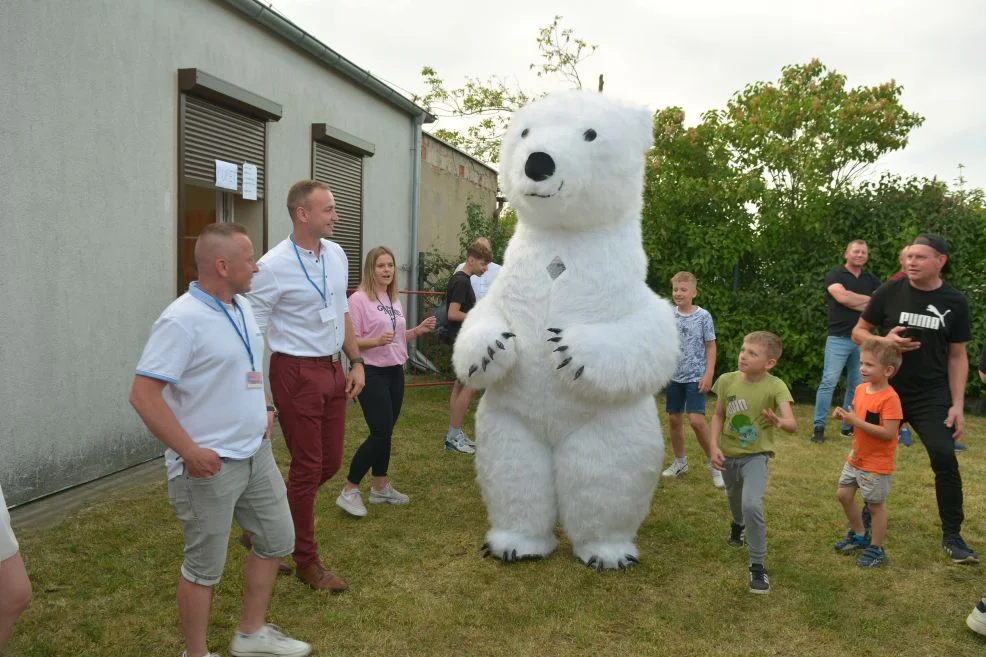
<box><xmin>452</xmin><ymin>90</ymin><xmax>680</xmax><ymax>569</ymax></box>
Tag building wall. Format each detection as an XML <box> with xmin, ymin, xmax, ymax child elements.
<box><xmin>0</xmin><ymin>0</ymin><xmax>417</xmax><ymax>505</ymax></box>
<box><xmin>418</xmin><ymin>134</ymin><xmax>498</xmax><ymax>260</ymax></box>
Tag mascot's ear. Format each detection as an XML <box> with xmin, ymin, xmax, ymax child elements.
<box><xmin>633</xmin><ymin>105</ymin><xmax>655</xmax><ymax>153</ymax></box>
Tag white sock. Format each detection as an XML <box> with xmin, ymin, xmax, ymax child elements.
<box><xmin>675</xmin><ymin>457</ymin><xmax>687</xmax><ymax>464</ymax></box>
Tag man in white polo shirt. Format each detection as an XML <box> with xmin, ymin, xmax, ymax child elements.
<box><xmin>248</xmin><ymin>180</ymin><xmax>364</xmax><ymax>592</ymax></box>
<box><xmin>129</xmin><ymin>223</ymin><xmax>309</xmax><ymax>657</ymax></box>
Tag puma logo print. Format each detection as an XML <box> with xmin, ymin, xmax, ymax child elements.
<box><xmin>899</xmin><ymin>305</ymin><xmax>952</xmax><ymax>331</ymax></box>
<box><xmin>926</xmin><ymin>305</ymin><xmax>951</xmax><ymax>325</ymax></box>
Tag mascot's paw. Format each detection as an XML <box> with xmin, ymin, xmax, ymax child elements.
<box><xmin>481</xmin><ymin>529</ymin><xmax>557</xmax><ymax>563</ymax></box>
<box><xmin>573</xmin><ymin>541</ymin><xmax>640</xmax><ymax>571</ymax></box>
<box><xmin>455</xmin><ymin>331</ymin><xmax>517</xmax><ymax>390</ymax></box>
<box><xmin>545</xmin><ymin>327</ymin><xmax>586</xmax><ymax>384</ymax></box>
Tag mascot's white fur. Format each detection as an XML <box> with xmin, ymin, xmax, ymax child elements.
<box><xmin>452</xmin><ymin>90</ymin><xmax>680</xmax><ymax>569</ymax></box>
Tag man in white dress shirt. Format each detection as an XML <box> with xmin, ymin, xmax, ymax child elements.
<box><xmin>248</xmin><ymin>180</ymin><xmax>364</xmax><ymax>593</ymax></box>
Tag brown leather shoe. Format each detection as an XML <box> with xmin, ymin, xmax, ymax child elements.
<box><xmin>295</xmin><ymin>561</ymin><xmax>348</xmax><ymax>592</ymax></box>
<box><xmin>238</xmin><ymin>532</ymin><xmax>293</xmax><ymax>576</ymax></box>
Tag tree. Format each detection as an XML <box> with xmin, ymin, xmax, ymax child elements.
<box><xmin>718</xmin><ymin>59</ymin><xmax>925</xmax><ymax>212</ymax></box>
<box><xmin>414</xmin><ymin>15</ymin><xmax>597</xmax><ymax>163</ymax></box>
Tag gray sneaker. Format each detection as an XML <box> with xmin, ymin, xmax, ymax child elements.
<box><xmin>445</xmin><ymin>433</ymin><xmax>476</xmax><ymax>454</ymax></box>
<box><xmin>457</xmin><ymin>430</ymin><xmax>476</xmax><ymax>448</ymax></box>
<box><xmin>369</xmin><ymin>482</ymin><xmax>410</xmax><ymax>505</ymax></box>
<box><xmin>335</xmin><ymin>487</ymin><xmax>367</xmax><ymax>517</ymax></box>
<box><xmin>230</xmin><ymin>624</ymin><xmax>311</xmax><ymax>657</ymax></box>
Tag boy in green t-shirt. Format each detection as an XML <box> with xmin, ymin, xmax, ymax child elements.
<box><xmin>710</xmin><ymin>331</ymin><xmax>797</xmax><ymax>594</ymax></box>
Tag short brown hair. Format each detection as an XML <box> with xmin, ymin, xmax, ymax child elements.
<box><xmin>846</xmin><ymin>239</ymin><xmax>868</xmax><ymax>251</ymax></box>
<box><xmin>671</xmin><ymin>271</ymin><xmax>696</xmax><ymax>285</ymax></box>
<box><xmin>466</xmin><ymin>239</ymin><xmax>493</xmax><ymax>263</ymax></box>
<box><xmin>287</xmin><ymin>180</ymin><xmax>330</xmax><ymax>220</ymax></box>
<box><xmin>860</xmin><ymin>339</ymin><xmax>902</xmax><ymax>375</ymax></box>
<box><xmin>744</xmin><ymin>331</ymin><xmax>783</xmax><ymax>360</ymax></box>
<box><xmin>198</xmin><ymin>222</ymin><xmax>248</xmax><ymax>240</ymax></box>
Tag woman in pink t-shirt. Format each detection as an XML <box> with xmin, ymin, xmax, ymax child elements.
<box><xmin>335</xmin><ymin>246</ymin><xmax>436</xmax><ymax>517</ymax></box>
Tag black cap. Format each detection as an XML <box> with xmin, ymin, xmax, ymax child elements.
<box><xmin>912</xmin><ymin>233</ymin><xmax>949</xmax><ymax>256</ymax></box>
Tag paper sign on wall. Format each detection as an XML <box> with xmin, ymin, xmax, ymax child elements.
<box><xmin>215</xmin><ymin>160</ymin><xmax>238</xmax><ymax>191</ymax></box>
<box><xmin>242</xmin><ymin>163</ymin><xmax>258</xmax><ymax>200</ymax></box>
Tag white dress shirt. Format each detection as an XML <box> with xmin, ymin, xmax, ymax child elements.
<box><xmin>248</xmin><ymin>236</ymin><xmax>350</xmax><ymax>357</ymax></box>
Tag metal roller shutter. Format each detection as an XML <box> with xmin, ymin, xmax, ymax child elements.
<box><xmin>313</xmin><ymin>142</ymin><xmax>363</xmax><ymax>286</ymax></box>
<box><xmin>183</xmin><ymin>94</ymin><xmax>266</xmax><ymax>198</ymax></box>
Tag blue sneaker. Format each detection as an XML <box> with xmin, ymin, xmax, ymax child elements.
<box><xmin>943</xmin><ymin>536</ymin><xmax>979</xmax><ymax>564</ymax></box>
<box><xmin>834</xmin><ymin>530</ymin><xmax>869</xmax><ymax>554</ymax></box>
<box><xmin>954</xmin><ymin>441</ymin><xmax>968</xmax><ymax>452</ymax></box>
<box><xmin>856</xmin><ymin>545</ymin><xmax>888</xmax><ymax>567</ymax></box>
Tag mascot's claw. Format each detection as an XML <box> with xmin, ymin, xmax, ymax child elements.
<box><xmin>480</xmin><ymin>542</ymin><xmax>545</xmax><ymax>563</ymax></box>
<box><xmin>584</xmin><ymin>554</ymin><xmax>640</xmax><ymax>571</ymax></box>
<box><xmin>467</xmin><ymin>333</ymin><xmax>516</xmax><ymax>380</ymax></box>
<box><xmin>546</xmin><ymin>328</ymin><xmax>584</xmax><ymax>382</ymax></box>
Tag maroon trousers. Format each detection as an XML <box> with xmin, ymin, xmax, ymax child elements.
<box><xmin>269</xmin><ymin>353</ymin><xmax>347</xmax><ymax>568</ymax></box>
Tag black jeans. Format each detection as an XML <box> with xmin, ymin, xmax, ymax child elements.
<box><xmin>902</xmin><ymin>394</ymin><xmax>964</xmax><ymax>538</ymax></box>
<box><xmin>347</xmin><ymin>365</ymin><xmax>405</xmax><ymax>484</ymax></box>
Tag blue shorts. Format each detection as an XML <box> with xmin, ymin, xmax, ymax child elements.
<box><xmin>665</xmin><ymin>380</ymin><xmax>707</xmax><ymax>414</ymax></box>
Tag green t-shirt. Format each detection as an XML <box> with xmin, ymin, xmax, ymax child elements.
<box><xmin>712</xmin><ymin>371</ymin><xmax>794</xmax><ymax>457</ymax></box>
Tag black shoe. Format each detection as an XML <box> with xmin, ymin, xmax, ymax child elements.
<box><xmin>728</xmin><ymin>523</ymin><xmax>745</xmax><ymax>548</ymax></box>
<box><xmin>840</xmin><ymin>427</ymin><xmax>853</xmax><ymax>438</ymax></box>
<box><xmin>944</xmin><ymin>536</ymin><xmax>980</xmax><ymax>564</ymax></box>
<box><xmin>861</xmin><ymin>504</ymin><xmax>872</xmax><ymax>532</ymax></box>
<box><xmin>811</xmin><ymin>426</ymin><xmax>825</xmax><ymax>444</ymax></box>
<box><xmin>749</xmin><ymin>563</ymin><xmax>770</xmax><ymax>594</ymax></box>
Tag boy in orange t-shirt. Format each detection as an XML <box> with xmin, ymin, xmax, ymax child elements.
<box><xmin>831</xmin><ymin>339</ymin><xmax>903</xmax><ymax>567</ymax></box>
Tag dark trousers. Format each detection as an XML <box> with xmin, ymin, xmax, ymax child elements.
<box><xmin>903</xmin><ymin>394</ymin><xmax>964</xmax><ymax>537</ymax></box>
<box><xmin>270</xmin><ymin>354</ymin><xmax>347</xmax><ymax>568</ymax></box>
<box><xmin>348</xmin><ymin>365</ymin><xmax>405</xmax><ymax>484</ymax></box>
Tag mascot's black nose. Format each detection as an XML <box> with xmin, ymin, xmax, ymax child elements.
<box><xmin>524</xmin><ymin>152</ymin><xmax>555</xmax><ymax>182</ymax></box>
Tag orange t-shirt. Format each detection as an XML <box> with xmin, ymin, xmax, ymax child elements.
<box><xmin>847</xmin><ymin>383</ymin><xmax>904</xmax><ymax>475</ymax></box>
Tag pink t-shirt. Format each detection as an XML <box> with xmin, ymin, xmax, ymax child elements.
<box><xmin>348</xmin><ymin>289</ymin><xmax>408</xmax><ymax>367</ymax></box>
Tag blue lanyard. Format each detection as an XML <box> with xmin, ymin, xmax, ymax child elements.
<box><xmin>291</xmin><ymin>236</ymin><xmax>327</xmax><ymax>307</ymax></box>
<box><xmin>215</xmin><ymin>297</ymin><xmax>255</xmax><ymax>371</ymax></box>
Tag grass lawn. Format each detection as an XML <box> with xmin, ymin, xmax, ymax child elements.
<box><xmin>8</xmin><ymin>386</ymin><xmax>986</xmax><ymax>656</ymax></box>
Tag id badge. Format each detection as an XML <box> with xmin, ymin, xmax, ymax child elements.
<box><xmin>318</xmin><ymin>307</ymin><xmax>333</xmax><ymax>324</ymax></box>
<box><xmin>246</xmin><ymin>371</ymin><xmax>263</xmax><ymax>389</ymax></box>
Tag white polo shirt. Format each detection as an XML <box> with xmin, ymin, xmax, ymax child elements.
<box><xmin>136</xmin><ymin>283</ymin><xmax>267</xmax><ymax>480</ymax></box>
<box><xmin>454</xmin><ymin>261</ymin><xmax>502</xmax><ymax>300</ymax></box>
<box><xmin>248</xmin><ymin>236</ymin><xmax>349</xmax><ymax>356</ymax></box>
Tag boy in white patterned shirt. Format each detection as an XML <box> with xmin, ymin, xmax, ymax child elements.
<box><xmin>661</xmin><ymin>272</ymin><xmax>722</xmax><ymax>489</ymax></box>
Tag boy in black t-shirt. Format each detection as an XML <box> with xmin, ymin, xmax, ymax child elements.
<box><xmin>852</xmin><ymin>233</ymin><xmax>977</xmax><ymax>564</ymax></box>
<box><xmin>443</xmin><ymin>239</ymin><xmax>492</xmax><ymax>454</ymax></box>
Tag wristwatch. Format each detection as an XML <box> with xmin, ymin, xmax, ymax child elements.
<box><xmin>351</xmin><ymin>357</ymin><xmax>365</xmax><ymax>366</ymax></box>
<box><xmin>266</xmin><ymin>404</ymin><xmax>277</xmax><ymax>414</ymax></box>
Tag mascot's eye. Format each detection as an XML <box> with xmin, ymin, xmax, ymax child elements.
<box><xmin>521</xmin><ymin>128</ymin><xmax>529</xmax><ymax>138</ymax></box>
<box><xmin>583</xmin><ymin>129</ymin><xmax>597</xmax><ymax>142</ymax></box>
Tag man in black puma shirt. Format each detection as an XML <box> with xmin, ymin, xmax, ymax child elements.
<box><xmin>852</xmin><ymin>233</ymin><xmax>977</xmax><ymax>564</ymax></box>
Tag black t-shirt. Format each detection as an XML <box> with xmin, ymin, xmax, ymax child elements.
<box><xmin>825</xmin><ymin>266</ymin><xmax>880</xmax><ymax>336</ymax></box>
<box><xmin>861</xmin><ymin>278</ymin><xmax>971</xmax><ymax>400</ymax></box>
<box><xmin>979</xmin><ymin>339</ymin><xmax>986</xmax><ymax>376</ymax></box>
<box><xmin>445</xmin><ymin>271</ymin><xmax>475</xmax><ymax>344</ymax></box>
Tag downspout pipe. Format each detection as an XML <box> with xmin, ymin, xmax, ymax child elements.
<box><xmin>408</xmin><ymin>115</ymin><xmax>424</xmax><ymax>335</ymax></box>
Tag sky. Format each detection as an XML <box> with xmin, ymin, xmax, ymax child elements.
<box><xmin>268</xmin><ymin>0</ymin><xmax>986</xmax><ymax>191</ymax></box>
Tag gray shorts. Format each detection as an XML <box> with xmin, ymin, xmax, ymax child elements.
<box><xmin>0</xmin><ymin>483</ymin><xmax>19</xmax><ymax>561</ymax></box>
<box><xmin>167</xmin><ymin>439</ymin><xmax>293</xmax><ymax>586</ymax></box>
<box><xmin>838</xmin><ymin>462</ymin><xmax>892</xmax><ymax>503</ymax></box>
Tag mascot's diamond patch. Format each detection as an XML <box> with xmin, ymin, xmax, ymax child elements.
<box><xmin>546</xmin><ymin>256</ymin><xmax>566</xmax><ymax>280</ymax></box>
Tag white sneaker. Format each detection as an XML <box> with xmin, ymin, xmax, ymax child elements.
<box><xmin>230</xmin><ymin>624</ymin><xmax>311</xmax><ymax>657</ymax></box>
<box><xmin>182</xmin><ymin>653</ymin><xmax>221</xmax><ymax>657</ymax></box>
<box><xmin>661</xmin><ymin>459</ymin><xmax>688</xmax><ymax>478</ymax></box>
<box><xmin>369</xmin><ymin>482</ymin><xmax>410</xmax><ymax>505</ymax></box>
<box><xmin>444</xmin><ymin>433</ymin><xmax>476</xmax><ymax>454</ymax></box>
<box><xmin>710</xmin><ymin>466</ymin><xmax>725</xmax><ymax>489</ymax></box>
<box><xmin>335</xmin><ymin>487</ymin><xmax>367</xmax><ymax>517</ymax></box>
<box><xmin>967</xmin><ymin>602</ymin><xmax>986</xmax><ymax>636</ymax></box>
<box><xmin>458</xmin><ymin>430</ymin><xmax>476</xmax><ymax>447</ymax></box>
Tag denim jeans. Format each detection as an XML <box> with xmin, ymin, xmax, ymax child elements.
<box><xmin>812</xmin><ymin>336</ymin><xmax>860</xmax><ymax>430</ymax></box>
